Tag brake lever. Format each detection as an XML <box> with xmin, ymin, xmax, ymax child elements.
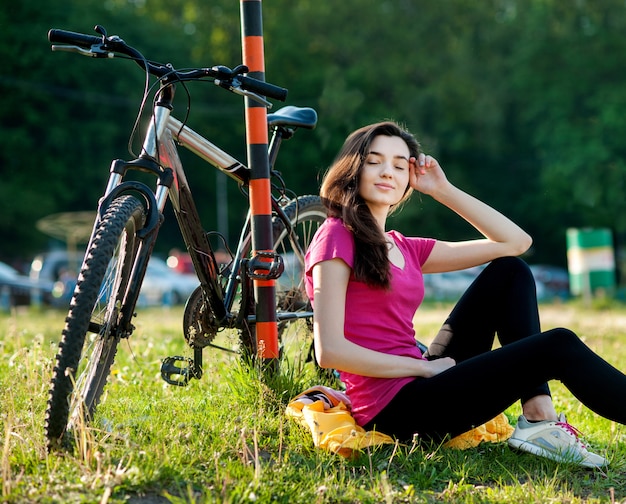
<box><xmin>235</xmin><ymin>88</ymin><xmax>274</xmax><ymax>108</ymax></box>
<box><xmin>51</xmin><ymin>45</ymin><xmax>114</xmax><ymax>58</ymax></box>
<box><xmin>214</xmin><ymin>78</ymin><xmax>273</xmax><ymax>108</ymax></box>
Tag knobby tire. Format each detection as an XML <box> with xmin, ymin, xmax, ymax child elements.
<box><xmin>45</xmin><ymin>195</ymin><xmax>146</xmax><ymax>450</ymax></box>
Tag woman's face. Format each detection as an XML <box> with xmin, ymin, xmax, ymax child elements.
<box><xmin>358</xmin><ymin>135</ymin><xmax>411</xmax><ymax>212</ymax></box>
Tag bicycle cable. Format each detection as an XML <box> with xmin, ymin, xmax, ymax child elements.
<box><xmin>126</xmin><ymin>62</ymin><xmax>229</xmax><ymax>162</ymax></box>
<box><xmin>125</xmin><ymin>63</ymin><xmax>185</xmax><ymax>159</ymax></box>
<box><xmin>110</xmin><ymin>52</ymin><xmax>161</xmax><ymax>159</ymax></box>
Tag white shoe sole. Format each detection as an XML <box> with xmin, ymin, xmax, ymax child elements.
<box><xmin>508</xmin><ymin>437</ymin><xmax>605</xmax><ymax>469</ymax></box>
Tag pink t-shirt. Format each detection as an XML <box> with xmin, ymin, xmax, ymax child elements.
<box><xmin>305</xmin><ymin>217</ymin><xmax>436</xmax><ymax>425</ymax></box>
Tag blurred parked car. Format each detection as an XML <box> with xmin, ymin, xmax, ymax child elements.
<box><xmin>139</xmin><ymin>257</ymin><xmax>200</xmax><ymax>306</ymax></box>
<box><xmin>166</xmin><ymin>249</ymin><xmax>231</xmax><ymax>274</ymax></box>
<box><xmin>30</xmin><ymin>251</ymin><xmax>199</xmax><ymax>307</ymax></box>
<box><xmin>423</xmin><ymin>267</ymin><xmax>484</xmax><ymax>301</ymax></box>
<box><xmin>422</xmin><ymin>262</ymin><xmax>570</xmax><ymax>302</ymax></box>
<box><xmin>529</xmin><ymin>264</ymin><xmax>570</xmax><ymax>300</ymax></box>
<box><xmin>30</xmin><ymin>250</ymin><xmax>83</xmax><ymax>283</ymax></box>
<box><xmin>30</xmin><ymin>250</ymin><xmax>83</xmax><ymax>307</ymax></box>
<box><xmin>0</xmin><ymin>261</ymin><xmax>54</xmax><ymax>307</ymax></box>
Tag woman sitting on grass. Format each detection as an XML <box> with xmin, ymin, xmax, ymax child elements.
<box><xmin>304</xmin><ymin>121</ymin><xmax>626</xmax><ymax>468</ymax></box>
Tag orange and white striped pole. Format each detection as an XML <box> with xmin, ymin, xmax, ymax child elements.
<box><xmin>240</xmin><ymin>0</ymin><xmax>279</xmax><ymax>361</ymax></box>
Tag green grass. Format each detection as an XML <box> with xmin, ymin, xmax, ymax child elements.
<box><xmin>1</xmin><ymin>301</ymin><xmax>625</xmax><ymax>503</ymax></box>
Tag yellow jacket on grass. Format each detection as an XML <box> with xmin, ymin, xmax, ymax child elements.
<box><xmin>286</xmin><ymin>386</ymin><xmax>514</xmax><ymax>457</ymax></box>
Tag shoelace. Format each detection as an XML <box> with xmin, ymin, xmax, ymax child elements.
<box><xmin>556</xmin><ymin>421</ymin><xmax>588</xmax><ymax>449</ymax></box>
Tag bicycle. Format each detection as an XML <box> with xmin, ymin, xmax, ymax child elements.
<box><xmin>44</xmin><ymin>25</ymin><xmax>326</xmax><ymax>451</ymax></box>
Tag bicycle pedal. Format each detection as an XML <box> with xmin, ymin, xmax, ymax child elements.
<box><xmin>247</xmin><ymin>251</ymin><xmax>284</xmax><ymax>280</ymax></box>
<box><xmin>160</xmin><ymin>356</ymin><xmax>198</xmax><ymax>386</ymax></box>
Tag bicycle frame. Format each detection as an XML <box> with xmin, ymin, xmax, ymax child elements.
<box><xmin>96</xmin><ymin>83</ymin><xmax>309</xmax><ymax>354</ymax></box>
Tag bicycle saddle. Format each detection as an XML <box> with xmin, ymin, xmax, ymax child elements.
<box><xmin>267</xmin><ymin>106</ymin><xmax>317</xmax><ymax>130</ymax></box>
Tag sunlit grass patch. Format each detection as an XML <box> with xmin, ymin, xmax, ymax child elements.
<box><xmin>1</xmin><ymin>302</ymin><xmax>625</xmax><ymax>503</ymax></box>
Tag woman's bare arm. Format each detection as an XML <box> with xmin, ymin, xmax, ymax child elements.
<box><xmin>312</xmin><ymin>258</ymin><xmax>455</xmax><ymax>378</ymax></box>
<box><xmin>410</xmin><ymin>155</ymin><xmax>532</xmax><ymax>273</ymax></box>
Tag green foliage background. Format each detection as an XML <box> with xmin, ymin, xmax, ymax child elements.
<box><xmin>2</xmin><ymin>0</ymin><xmax>626</xmax><ymax>272</ymax></box>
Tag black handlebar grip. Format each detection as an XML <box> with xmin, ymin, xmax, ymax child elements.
<box><xmin>48</xmin><ymin>29</ymin><xmax>102</xmax><ymax>49</ymax></box>
<box><xmin>240</xmin><ymin>75</ymin><xmax>288</xmax><ymax>102</ymax></box>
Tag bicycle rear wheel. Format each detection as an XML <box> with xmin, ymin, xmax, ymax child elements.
<box><xmin>241</xmin><ymin>195</ymin><xmax>326</xmax><ymax>368</ymax></box>
<box><xmin>45</xmin><ymin>195</ymin><xmax>146</xmax><ymax>450</ymax></box>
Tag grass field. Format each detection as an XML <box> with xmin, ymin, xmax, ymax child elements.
<box><xmin>1</xmin><ymin>300</ymin><xmax>625</xmax><ymax>503</ymax></box>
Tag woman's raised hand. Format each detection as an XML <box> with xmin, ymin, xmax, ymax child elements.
<box><xmin>409</xmin><ymin>153</ymin><xmax>450</xmax><ymax>196</ymax></box>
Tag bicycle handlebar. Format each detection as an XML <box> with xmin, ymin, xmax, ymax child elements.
<box><xmin>48</xmin><ymin>29</ymin><xmax>102</xmax><ymax>48</ymax></box>
<box><xmin>47</xmin><ymin>26</ymin><xmax>288</xmax><ymax>102</ymax></box>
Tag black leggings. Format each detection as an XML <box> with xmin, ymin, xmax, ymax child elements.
<box><xmin>364</xmin><ymin>257</ymin><xmax>626</xmax><ymax>442</ymax></box>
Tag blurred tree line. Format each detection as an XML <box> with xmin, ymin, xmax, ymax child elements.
<box><xmin>2</xmin><ymin>0</ymin><xmax>626</xmax><ymax>274</ymax></box>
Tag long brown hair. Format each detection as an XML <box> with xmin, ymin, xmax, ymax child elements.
<box><xmin>320</xmin><ymin>121</ymin><xmax>421</xmax><ymax>289</ymax></box>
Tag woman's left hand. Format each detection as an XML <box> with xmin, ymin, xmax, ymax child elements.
<box><xmin>409</xmin><ymin>153</ymin><xmax>449</xmax><ymax>196</ymax></box>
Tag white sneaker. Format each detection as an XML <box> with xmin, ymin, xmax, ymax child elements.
<box><xmin>507</xmin><ymin>414</ymin><xmax>607</xmax><ymax>468</ymax></box>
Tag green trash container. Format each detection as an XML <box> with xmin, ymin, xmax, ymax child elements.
<box><xmin>566</xmin><ymin>228</ymin><xmax>615</xmax><ymax>297</ymax></box>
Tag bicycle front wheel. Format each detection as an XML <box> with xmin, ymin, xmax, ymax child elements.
<box><xmin>45</xmin><ymin>195</ymin><xmax>146</xmax><ymax>450</ymax></box>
